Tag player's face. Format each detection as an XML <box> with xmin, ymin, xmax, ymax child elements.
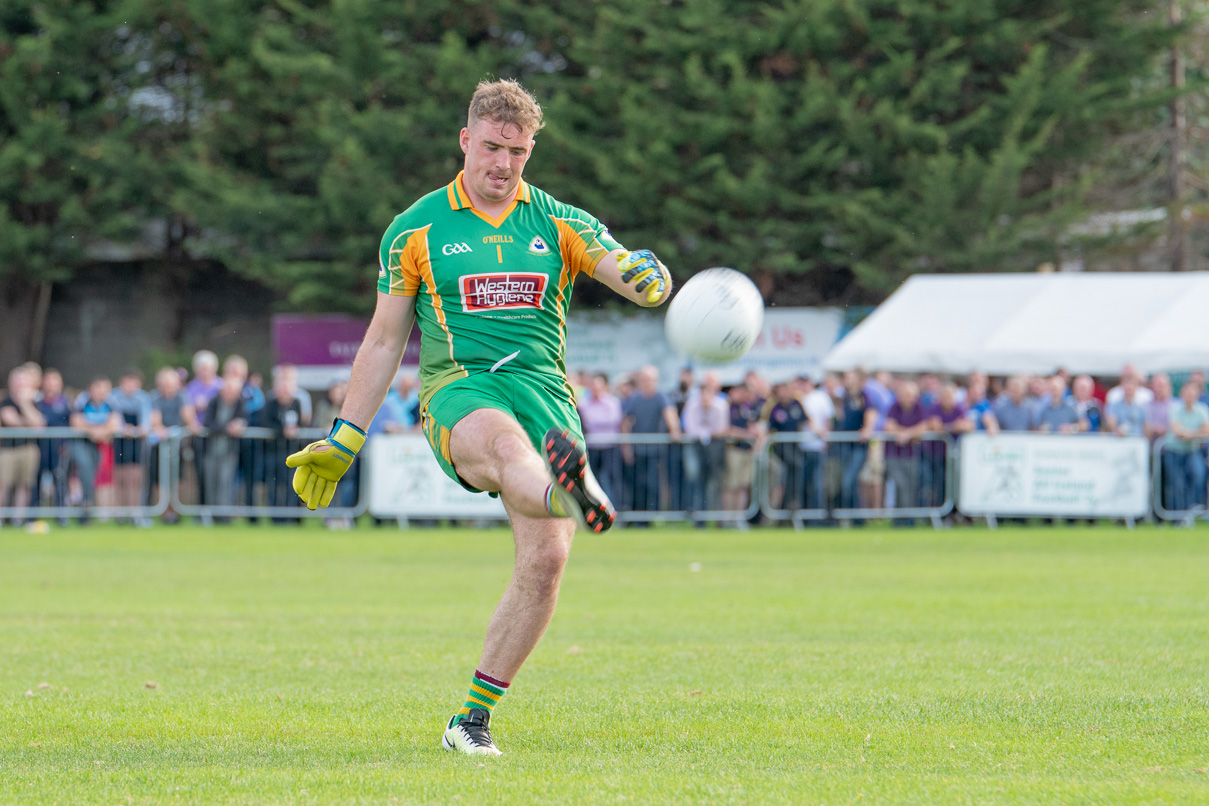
<box><xmin>460</xmin><ymin>117</ymin><xmax>534</xmax><ymax>207</ymax></box>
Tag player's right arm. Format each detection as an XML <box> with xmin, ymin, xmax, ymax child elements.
<box><xmin>287</xmin><ymin>291</ymin><xmax>415</xmax><ymax>510</ymax></box>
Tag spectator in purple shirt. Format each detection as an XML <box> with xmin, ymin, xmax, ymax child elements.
<box><xmin>885</xmin><ymin>380</ymin><xmax>930</xmax><ymax>520</ymax></box>
<box><xmin>185</xmin><ymin>349</ymin><xmax>223</xmax><ymax>506</ymax></box>
<box><xmin>926</xmin><ymin>382</ymin><xmax>970</xmax><ymax>507</ymax></box>
<box><xmin>1145</xmin><ymin>372</ymin><xmax>1173</xmax><ymax>443</ymax></box>
<box><xmin>185</xmin><ymin>350</ymin><xmax>223</xmax><ymax>426</ymax></box>
<box><xmin>577</xmin><ymin>373</ymin><xmax>624</xmax><ymax>504</ymax></box>
<box><xmin>682</xmin><ymin>372</ymin><xmax>730</xmax><ymax>514</ymax></box>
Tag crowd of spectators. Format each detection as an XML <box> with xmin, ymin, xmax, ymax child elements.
<box><xmin>569</xmin><ymin>364</ymin><xmax>1209</xmax><ymax>522</ymax></box>
<box><xmin>0</xmin><ymin>352</ymin><xmax>327</xmax><ymax>526</ymax></box>
<box><xmin>2</xmin><ymin>355</ymin><xmax>1209</xmax><ymax>526</ymax></box>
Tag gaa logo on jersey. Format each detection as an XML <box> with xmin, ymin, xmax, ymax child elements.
<box><xmin>460</xmin><ymin>272</ymin><xmax>548</xmax><ymax>312</ymax></box>
<box><xmin>528</xmin><ymin>236</ymin><xmax>553</xmax><ymax>256</ymax></box>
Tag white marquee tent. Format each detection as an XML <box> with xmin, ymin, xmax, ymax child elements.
<box><xmin>823</xmin><ymin>273</ymin><xmax>1209</xmax><ymax>376</ymax></box>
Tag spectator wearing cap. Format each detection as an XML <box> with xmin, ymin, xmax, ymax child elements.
<box><xmin>993</xmin><ymin>376</ymin><xmax>1037</xmax><ymax>433</ymax></box>
<box><xmin>0</xmin><ymin>366</ymin><xmax>46</xmax><ymax>523</ymax></box>
<box><xmin>1162</xmin><ymin>381</ymin><xmax>1209</xmax><ymax>512</ymax></box>
<box><xmin>33</xmin><ymin>368</ymin><xmax>72</xmax><ymax>509</ymax></box>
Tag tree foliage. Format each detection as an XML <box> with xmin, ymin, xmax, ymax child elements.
<box><xmin>0</xmin><ymin>0</ymin><xmax>1188</xmax><ymax>339</ymax></box>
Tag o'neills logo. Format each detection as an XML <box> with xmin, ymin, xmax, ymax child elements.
<box><xmin>460</xmin><ymin>272</ymin><xmax>548</xmax><ymax>312</ymax></box>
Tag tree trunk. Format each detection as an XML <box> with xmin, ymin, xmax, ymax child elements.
<box><xmin>0</xmin><ymin>275</ymin><xmax>43</xmax><ymax>371</ymax></box>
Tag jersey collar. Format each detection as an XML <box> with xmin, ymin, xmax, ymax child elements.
<box><xmin>447</xmin><ymin>171</ymin><xmax>531</xmax><ymax>227</ymax></box>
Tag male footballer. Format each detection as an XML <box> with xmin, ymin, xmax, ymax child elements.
<box><xmin>287</xmin><ymin>79</ymin><xmax>672</xmax><ymax>756</ymax></box>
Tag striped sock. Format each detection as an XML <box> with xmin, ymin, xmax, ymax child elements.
<box><xmin>458</xmin><ymin>670</ymin><xmax>510</xmax><ymax>722</ymax></box>
<box><xmin>545</xmin><ymin>483</ymin><xmax>569</xmax><ymax>517</ymax></box>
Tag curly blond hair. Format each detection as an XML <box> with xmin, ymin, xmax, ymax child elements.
<box><xmin>468</xmin><ymin>78</ymin><xmax>545</xmax><ymax>135</ymax></box>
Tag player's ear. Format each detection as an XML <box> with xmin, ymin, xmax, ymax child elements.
<box><xmin>459</xmin><ymin>128</ymin><xmax>470</xmax><ymax>155</ymax></box>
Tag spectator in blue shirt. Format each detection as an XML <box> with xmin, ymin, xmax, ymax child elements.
<box><xmin>1036</xmin><ymin>376</ymin><xmax>1082</xmax><ymax>434</ymax></box>
<box><xmin>110</xmin><ymin>368</ymin><xmax>153</xmax><ymax>516</ymax></box>
<box><xmin>70</xmin><ymin>376</ymin><xmax>120</xmax><ymax>517</ymax></box>
<box><xmin>993</xmin><ymin>376</ymin><xmax>1037</xmax><ymax>432</ymax></box>
<box><xmin>1105</xmin><ymin>376</ymin><xmax>1148</xmax><ymax>437</ymax></box>
<box><xmin>964</xmin><ymin>374</ymin><xmax>999</xmax><ymax>435</ymax></box>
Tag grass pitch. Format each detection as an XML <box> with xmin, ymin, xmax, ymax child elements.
<box><xmin>2</xmin><ymin>522</ymin><xmax>1208</xmax><ymax>805</ymax></box>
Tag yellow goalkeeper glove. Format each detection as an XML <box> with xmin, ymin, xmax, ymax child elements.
<box><xmin>617</xmin><ymin>249</ymin><xmax>672</xmax><ymax>305</ymax></box>
<box><xmin>285</xmin><ymin>418</ymin><xmax>366</xmax><ymax>510</ymax></box>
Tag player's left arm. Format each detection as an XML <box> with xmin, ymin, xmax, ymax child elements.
<box><xmin>593</xmin><ymin>248</ymin><xmax>673</xmax><ymax>308</ymax></box>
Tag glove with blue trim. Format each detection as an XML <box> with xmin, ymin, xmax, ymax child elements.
<box><xmin>286</xmin><ymin>418</ymin><xmax>366</xmax><ymax>510</ymax></box>
<box><xmin>617</xmin><ymin>249</ymin><xmax>672</xmax><ymax>305</ymax></box>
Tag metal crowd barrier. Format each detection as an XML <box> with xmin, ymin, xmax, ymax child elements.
<box><xmin>0</xmin><ymin>426</ymin><xmax>169</xmax><ymax>523</ymax></box>
<box><xmin>760</xmin><ymin>431</ymin><xmax>955</xmax><ymax>527</ymax></box>
<box><xmin>169</xmin><ymin>427</ymin><xmax>367</xmax><ymax>521</ymax></box>
<box><xmin>1151</xmin><ymin>436</ymin><xmax>1209</xmax><ymax>524</ymax></box>
<box><xmin>8</xmin><ymin>425</ymin><xmax>1202</xmax><ymax>529</ymax></box>
<box><xmin>584</xmin><ymin>433</ymin><xmax>761</xmax><ymax>526</ymax></box>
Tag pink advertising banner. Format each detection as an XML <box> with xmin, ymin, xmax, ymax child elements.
<box><xmin>273</xmin><ymin>314</ymin><xmax>420</xmax><ymax>367</ymax></box>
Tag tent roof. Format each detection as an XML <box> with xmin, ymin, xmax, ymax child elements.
<box><xmin>823</xmin><ymin>273</ymin><xmax>1209</xmax><ymax>376</ymax></box>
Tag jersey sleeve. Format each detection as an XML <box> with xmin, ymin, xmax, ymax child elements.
<box><xmin>377</xmin><ymin>215</ymin><xmax>429</xmax><ymax>297</ymax></box>
<box><xmin>550</xmin><ymin>205</ymin><xmax>624</xmax><ymax>280</ymax></box>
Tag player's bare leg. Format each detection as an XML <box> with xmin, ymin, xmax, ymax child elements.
<box><xmin>439</xmin><ymin>408</ymin><xmax>580</xmax><ymax>756</ymax></box>
<box><xmin>479</xmin><ymin>501</ymin><xmax>574</xmax><ymax>681</ymax></box>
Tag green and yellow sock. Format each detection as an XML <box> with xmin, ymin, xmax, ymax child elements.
<box><xmin>458</xmin><ymin>670</ymin><xmax>510</xmax><ymax>722</ymax></box>
<box><xmin>545</xmin><ymin>483</ymin><xmax>569</xmax><ymax>517</ymax></box>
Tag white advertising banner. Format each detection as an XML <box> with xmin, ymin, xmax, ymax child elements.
<box><xmin>565</xmin><ymin>307</ymin><xmax>844</xmax><ymax>385</ymax></box>
<box><xmin>365</xmin><ymin>434</ymin><xmax>507</xmax><ymax>519</ymax></box>
<box><xmin>958</xmin><ymin>433</ymin><xmax>1150</xmax><ymax>518</ymax></box>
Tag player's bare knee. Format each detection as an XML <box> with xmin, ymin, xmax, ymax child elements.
<box><xmin>487</xmin><ymin>429</ymin><xmax>538</xmax><ymax>473</ymax></box>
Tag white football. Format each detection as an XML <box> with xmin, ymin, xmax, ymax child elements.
<box><xmin>664</xmin><ymin>268</ymin><xmax>764</xmax><ymax>362</ymax></box>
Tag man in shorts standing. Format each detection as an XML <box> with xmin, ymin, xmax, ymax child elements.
<box><xmin>286</xmin><ymin>79</ymin><xmax>672</xmax><ymax>756</ymax></box>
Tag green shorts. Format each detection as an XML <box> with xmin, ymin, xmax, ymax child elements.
<box><xmin>420</xmin><ymin>370</ymin><xmax>584</xmax><ymax>493</ymax></box>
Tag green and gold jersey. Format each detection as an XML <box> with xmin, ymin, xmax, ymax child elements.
<box><xmin>378</xmin><ymin>171</ymin><xmax>623</xmax><ymax>409</ymax></box>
